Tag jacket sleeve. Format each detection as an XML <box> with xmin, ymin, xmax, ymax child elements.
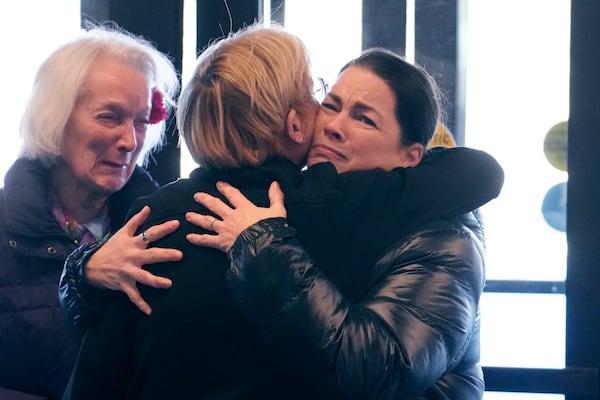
<box><xmin>58</xmin><ymin>241</ymin><xmax>111</xmax><ymax>339</ymax></box>
<box><xmin>226</xmin><ymin>217</ymin><xmax>485</xmax><ymax>399</ymax></box>
<box><xmin>329</xmin><ymin>146</ymin><xmax>504</xmax><ymax>219</ymax></box>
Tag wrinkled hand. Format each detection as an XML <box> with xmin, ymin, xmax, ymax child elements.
<box><xmin>186</xmin><ymin>181</ymin><xmax>286</xmax><ymax>252</ymax></box>
<box><xmin>85</xmin><ymin>206</ymin><xmax>183</xmax><ymax>315</ymax></box>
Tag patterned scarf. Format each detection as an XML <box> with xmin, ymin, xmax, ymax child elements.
<box><xmin>51</xmin><ymin>194</ymin><xmax>111</xmax><ymax>245</ymax></box>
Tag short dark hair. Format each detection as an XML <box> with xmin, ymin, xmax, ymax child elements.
<box><xmin>340</xmin><ymin>48</ymin><xmax>443</xmax><ymax>147</ymax></box>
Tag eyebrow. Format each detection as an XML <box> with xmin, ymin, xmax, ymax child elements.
<box><xmin>326</xmin><ymin>92</ymin><xmax>343</xmax><ymax>105</ymax></box>
<box><xmin>101</xmin><ymin>102</ymin><xmax>151</xmax><ymax>116</ymax></box>
<box><xmin>328</xmin><ymin>92</ymin><xmax>378</xmax><ymax>114</ymax></box>
<box><xmin>354</xmin><ymin>101</ymin><xmax>378</xmax><ymax>115</ymax></box>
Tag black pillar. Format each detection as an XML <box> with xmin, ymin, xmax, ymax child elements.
<box><xmin>362</xmin><ymin>0</ymin><xmax>407</xmax><ymax>57</ymax></box>
<box><xmin>566</xmin><ymin>1</ymin><xmax>600</xmax><ymax>399</ymax></box>
<box><xmin>81</xmin><ymin>0</ymin><xmax>184</xmax><ymax>185</ymax></box>
<box><xmin>196</xmin><ymin>0</ymin><xmax>260</xmax><ymax>53</ymax></box>
<box><xmin>414</xmin><ymin>0</ymin><xmax>464</xmax><ymax>144</ymax></box>
<box><xmin>361</xmin><ymin>0</ymin><xmax>464</xmax><ymax>144</ymax></box>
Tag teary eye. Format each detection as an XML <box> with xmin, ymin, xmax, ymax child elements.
<box><xmin>97</xmin><ymin>113</ymin><xmax>121</xmax><ymax>125</ymax></box>
<box><xmin>357</xmin><ymin>114</ymin><xmax>376</xmax><ymax>127</ymax></box>
<box><xmin>321</xmin><ymin>101</ymin><xmax>337</xmax><ymax>111</ymax></box>
<box><xmin>135</xmin><ymin>118</ymin><xmax>150</xmax><ymax>131</ymax></box>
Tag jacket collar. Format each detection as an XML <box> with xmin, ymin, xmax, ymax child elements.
<box><xmin>2</xmin><ymin>158</ymin><xmax>159</xmax><ymax>237</ymax></box>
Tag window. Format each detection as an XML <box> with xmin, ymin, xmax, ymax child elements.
<box><xmin>466</xmin><ymin>0</ymin><xmax>570</xmax><ymax>378</ymax></box>
<box><xmin>0</xmin><ymin>1</ymin><xmax>81</xmax><ymax>180</ymax></box>
<box><xmin>283</xmin><ymin>0</ymin><xmax>571</xmax><ymax>398</ymax></box>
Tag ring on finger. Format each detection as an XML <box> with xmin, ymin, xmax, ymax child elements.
<box><xmin>209</xmin><ymin>218</ymin><xmax>217</xmax><ymax>231</ymax></box>
<box><xmin>141</xmin><ymin>230</ymin><xmax>150</xmax><ymax>243</ymax></box>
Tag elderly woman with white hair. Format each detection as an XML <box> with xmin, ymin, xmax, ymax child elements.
<box><xmin>0</xmin><ymin>25</ymin><xmax>180</xmax><ymax>399</ymax></box>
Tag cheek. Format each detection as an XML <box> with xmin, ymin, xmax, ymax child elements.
<box><xmin>62</xmin><ymin>136</ymin><xmax>89</xmax><ymax>165</ymax></box>
<box><xmin>132</xmin><ymin>130</ymin><xmax>147</xmax><ymax>158</ymax></box>
<box><xmin>61</xmin><ymin>146</ymin><xmax>95</xmax><ymax>179</ymax></box>
<box><xmin>313</xmin><ymin>111</ymin><xmax>328</xmax><ymax>137</ymax></box>
<box><xmin>136</xmin><ymin>130</ymin><xmax>147</xmax><ymax>148</ymax></box>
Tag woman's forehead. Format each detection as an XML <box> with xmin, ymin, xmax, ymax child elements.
<box><xmin>330</xmin><ymin>67</ymin><xmax>396</xmax><ymax>112</ymax></box>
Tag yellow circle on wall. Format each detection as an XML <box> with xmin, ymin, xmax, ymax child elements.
<box><xmin>543</xmin><ymin>121</ymin><xmax>568</xmax><ymax>172</ymax></box>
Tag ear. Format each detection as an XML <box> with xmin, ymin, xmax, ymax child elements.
<box><xmin>286</xmin><ymin>108</ymin><xmax>306</xmax><ymax>145</ymax></box>
<box><xmin>401</xmin><ymin>143</ymin><xmax>424</xmax><ymax>167</ymax></box>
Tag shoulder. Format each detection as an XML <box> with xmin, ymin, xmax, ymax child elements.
<box><xmin>3</xmin><ymin>158</ymin><xmax>50</xmax><ymax>198</ymax></box>
<box><xmin>108</xmin><ymin>166</ymin><xmax>158</xmax><ymax>207</ymax></box>
<box><xmin>130</xmin><ymin>178</ymin><xmax>193</xmax><ymax>213</ymax></box>
<box><xmin>130</xmin><ymin>171</ymin><xmax>217</xmax><ymax>224</ymax></box>
<box><xmin>388</xmin><ymin>213</ymin><xmax>484</xmax><ymax>262</ymax></box>
<box><xmin>373</xmin><ymin>213</ymin><xmax>486</xmax><ymax>290</ymax></box>
<box><xmin>124</xmin><ymin>166</ymin><xmax>160</xmax><ymax>194</ymax></box>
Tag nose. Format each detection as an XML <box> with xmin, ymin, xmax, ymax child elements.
<box><xmin>323</xmin><ymin>116</ymin><xmax>346</xmax><ymax>142</ymax></box>
<box><xmin>117</xmin><ymin>121</ymin><xmax>138</xmax><ymax>152</ymax></box>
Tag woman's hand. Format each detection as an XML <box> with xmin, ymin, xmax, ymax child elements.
<box><xmin>186</xmin><ymin>181</ymin><xmax>286</xmax><ymax>252</ymax></box>
<box><xmin>85</xmin><ymin>205</ymin><xmax>183</xmax><ymax>315</ymax></box>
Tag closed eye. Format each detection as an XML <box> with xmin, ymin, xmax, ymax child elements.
<box><xmin>135</xmin><ymin>118</ymin><xmax>150</xmax><ymax>131</ymax></box>
<box><xmin>321</xmin><ymin>101</ymin><xmax>338</xmax><ymax>112</ymax></box>
<box><xmin>98</xmin><ymin>113</ymin><xmax>120</xmax><ymax>125</ymax></box>
<box><xmin>320</xmin><ymin>93</ymin><xmax>341</xmax><ymax>112</ymax></box>
<box><xmin>356</xmin><ymin>113</ymin><xmax>376</xmax><ymax>128</ymax></box>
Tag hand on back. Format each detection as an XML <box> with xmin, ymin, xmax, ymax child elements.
<box><xmin>85</xmin><ymin>206</ymin><xmax>182</xmax><ymax>315</ymax></box>
<box><xmin>186</xmin><ymin>181</ymin><xmax>286</xmax><ymax>253</ymax></box>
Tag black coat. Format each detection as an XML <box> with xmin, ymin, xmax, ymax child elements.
<box><xmin>0</xmin><ymin>158</ymin><xmax>158</xmax><ymax>400</ymax></box>
<box><xmin>62</xmin><ymin>148</ymin><xmax>503</xmax><ymax>399</ymax></box>
<box><xmin>226</xmin><ymin>213</ymin><xmax>486</xmax><ymax>399</ymax></box>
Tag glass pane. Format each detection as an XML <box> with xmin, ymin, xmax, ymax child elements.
<box><xmin>284</xmin><ymin>0</ymin><xmax>571</xmax><ymax>392</ymax></box>
<box><xmin>284</xmin><ymin>0</ymin><xmax>362</xmax><ymax>86</ymax></box>
<box><xmin>465</xmin><ymin>0</ymin><xmax>570</xmax><ymax>282</ymax></box>
<box><xmin>480</xmin><ymin>293</ymin><xmax>565</xmax><ymax>368</ymax></box>
<box><xmin>0</xmin><ymin>1</ymin><xmax>81</xmax><ymax>181</ymax></box>
<box><xmin>465</xmin><ymin>0</ymin><xmax>570</xmax><ymax>385</ymax></box>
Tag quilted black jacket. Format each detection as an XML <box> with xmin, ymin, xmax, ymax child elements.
<box><xmin>227</xmin><ymin>213</ymin><xmax>486</xmax><ymax>399</ymax></box>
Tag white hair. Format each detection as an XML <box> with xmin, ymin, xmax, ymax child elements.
<box><xmin>19</xmin><ymin>24</ymin><xmax>179</xmax><ymax>166</ymax></box>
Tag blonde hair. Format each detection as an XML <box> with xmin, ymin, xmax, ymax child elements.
<box><xmin>177</xmin><ymin>23</ymin><xmax>312</xmax><ymax>169</ymax></box>
<box><xmin>19</xmin><ymin>24</ymin><xmax>179</xmax><ymax>167</ymax></box>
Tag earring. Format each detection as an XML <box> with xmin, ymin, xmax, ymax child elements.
<box><xmin>300</xmin><ymin>135</ymin><xmax>306</xmax><ymax>144</ymax></box>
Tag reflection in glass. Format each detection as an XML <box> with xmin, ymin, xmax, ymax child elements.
<box><xmin>465</xmin><ymin>0</ymin><xmax>570</xmax><ymax>282</ymax></box>
<box><xmin>246</xmin><ymin>2</ymin><xmax>573</xmax><ymax>398</ymax></box>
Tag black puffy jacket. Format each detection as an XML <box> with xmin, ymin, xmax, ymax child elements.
<box><xmin>226</xmin><ymin>213</ymin><xmax>486</xmax><ymax>399</ymax></box>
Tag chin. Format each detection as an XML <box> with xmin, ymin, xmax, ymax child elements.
<box><xmin>307</xmin><ymin>154</ymin><xmax>331</xmax><ymax>167</ymax></box>
<box><xmin>94</xmin><ymin>177</ymin><xmax>128</xmax><ymax>195</ymax></box>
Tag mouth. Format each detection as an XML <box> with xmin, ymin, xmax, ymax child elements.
<box><xmin>310</xmin><ymin>144</ymin><xmax>347</xmax><ymax>161</ymax></box>
<box><xmin>101</xmin><ymin>160</ymin><xmax>129</xmax><ymax>170</ymax></box>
